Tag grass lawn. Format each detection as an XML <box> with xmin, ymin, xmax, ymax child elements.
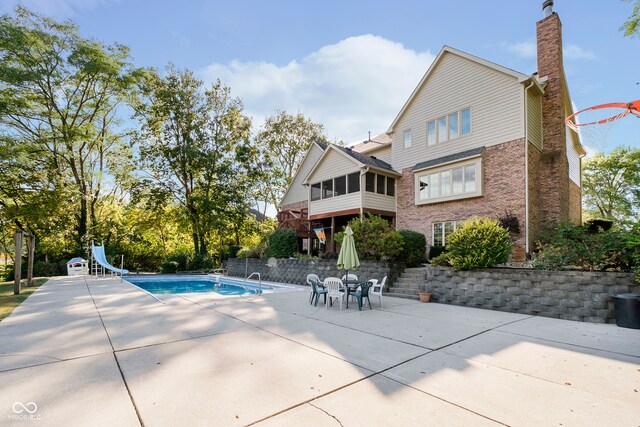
<box><xmin>0</xmin><ymin>278</ymin><xmax>48</xmax><ymax>321</ymax></box>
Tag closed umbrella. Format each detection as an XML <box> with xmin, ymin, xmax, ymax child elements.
<box><xmin>337</xmin><ymin>225</ymin><xmax>360</xmax><ymax>281</ymax></box>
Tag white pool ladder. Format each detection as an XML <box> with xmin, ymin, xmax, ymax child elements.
<box><xmin>245</xmin><ymin>272</ymin><xmax>262</xmax><ymax>295</ymax></box>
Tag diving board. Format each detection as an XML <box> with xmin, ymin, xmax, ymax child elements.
<box><xmin>92</xmin><ymin>242</ymin><xmax>129</xmax><ymax>275</ymax></box>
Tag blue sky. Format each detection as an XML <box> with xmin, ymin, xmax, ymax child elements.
<box><xmin>2</xmin><ymin>0</ymin><xmax>638</xmax><ymax>151</ymax></box>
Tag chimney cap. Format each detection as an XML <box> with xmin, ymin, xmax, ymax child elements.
<box><xmin>542</xmin><ymin>0</ymin><xmax>554</xmax><ymax>17</ymax></box>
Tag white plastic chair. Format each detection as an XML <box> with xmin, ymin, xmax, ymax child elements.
<box><xmin>307</xmin><ymin>273</ymin><xmax>324</xmax><ymax>304</ymax></box>
<box><xmin>324</xmin><ymin>277</ymin><xmax>345</xmax><ymax>310</ymax></box>
<box><xmin>369</xmin><ymin>276</ymin><xmax>386</xmax><ymax>308</ymax></box>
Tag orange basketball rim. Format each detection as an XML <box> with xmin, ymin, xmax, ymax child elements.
<box><xmin>565</xmin><ymin>99</ymin><xmax>640</xmax><ymax>131</ymax></box>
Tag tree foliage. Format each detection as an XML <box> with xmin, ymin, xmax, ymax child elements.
<box><xmin>621</xmin><ymin>0</ymin><xmax>640</xmax><ymax>37</ymax></box>
<box><xmin>0</xmin><ymin>7</ymin><xmax>138</xmax><ymax>252</ymax></box>
<box><xmin>134</xmin><ymin>65</ymin><xmax>260</xmax><ymax>256</ymax></box>
<box><xmin>254</xmin><ymin>111</ymin><xmax>327</xmax><ymax>212</ymax></box>
<box><xmin>582</xmin><ymin>146</ymin><xmax>640</xmax><ymax>222</ymax></box>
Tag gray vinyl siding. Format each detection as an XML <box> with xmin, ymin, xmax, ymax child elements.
<box><xmin>566</xmin><ymin>125</ymin><xmax>581</xmax><ymax>186</ymax></box>
<box><xmin>281</xmin><ymin>144</ymin><xmax>324</xmax><ymax>206</ymax></box>
<box><xmin>307</xmin><ymin>149</ymin><xmax>359</xmax><ymax>183</ymax></box>
<box><xmin>363</xmin><ymin>191</ymin><xmax>396</xmax><ymax>212</ymax></box>
<box><xmin>392</xmin><ymin>52</ymin><xmax>525</xmax><ymax>171</ymax></box>
<box><xmin>309</xmin><ymin>193</ymin><xmax>361</xmax><ymax>216</ymax></box>
<box><xmin>527</xmin><ymin>91</ymin><xmax>543</xmax><ymax>150</ymax></box>
<box><xmin>367</xmin><ymin>146</ymin><xmax>392</xmax><ymax>165</ymax></box>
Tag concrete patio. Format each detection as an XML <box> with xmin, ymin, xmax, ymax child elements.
<box><xmin>0</xmin><ymin>276</ymin><xmax>639</xmax><ymax>426</ymax></box>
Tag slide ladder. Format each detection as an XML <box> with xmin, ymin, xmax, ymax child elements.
<box><xmin>91</xmin><ymin>242</ymin><xmax>129</xmax><ymax>276</ymax></box>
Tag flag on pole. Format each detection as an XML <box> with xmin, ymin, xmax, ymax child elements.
<box><xmin>314</xmin><ymin>228</ymin><xmax>326</xmax><ymax>244</ymax></box>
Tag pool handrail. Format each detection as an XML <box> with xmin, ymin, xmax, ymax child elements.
<box><xmin>245</xmin><ymin>272</ymin><xmax>262</xmax><ymax>295</ymax></box>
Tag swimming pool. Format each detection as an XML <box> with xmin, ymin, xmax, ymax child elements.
<box><xmin>124</xmin><ymin>274</ymin><xmax>296</xmax><ymax>296</ymax></box>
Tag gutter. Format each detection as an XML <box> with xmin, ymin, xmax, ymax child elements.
<box><xmin>523</xmin><ymin>79</ymin><xmax>536</xmax><ymax>258</ymax></box>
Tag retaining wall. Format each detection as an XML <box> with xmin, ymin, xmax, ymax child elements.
<box><xmin>425</xmin><ymin>266</ymin><xmax>639</xmax><ymax>323</ymax></box>
<box><xmin>225</xmin><ymin>258</ymin><xmax>402</xmax><ymax>287</ymax></box>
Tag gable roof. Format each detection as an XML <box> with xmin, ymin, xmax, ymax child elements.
<box><xmin>388</xmin><ymin>46</ymin><xmax>530</xmax><ymax>133</ymax></box>
<box><xmin>279</xmin><ymin>141</ymin><xmax>328</xmax><ymax>207</ymax></box>
<box><xmin>303</xmin><ymin>144</ymin><xmax>400</xmax><ymax>185</ymax></box>
<box><xmin>349</xmin><ymin>133</ymin><xmax>391</xmax><ymax>154</ymax></box>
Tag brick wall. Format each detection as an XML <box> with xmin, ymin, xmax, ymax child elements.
<box><xmin>396</xmin><ymin>138</ymin><xmax>527</xmax><ymax>261</ymax></box>
<box><xmin>425</xmin><ymin>266</ymin><xmax>638</xmax><ymax>323</ymax></box>
<box><xmin>568</xmin><ymin>181</ymin><xmax>582</xmax><ymax>224</ymax></box>
<box><xmin>225</xmin><ymin>258</ymin><xmax>403</xmax><ymax>287</ymax></box>
<box><xmin>537</xmin><ymin>13</ymin><xmax>572</xmax><ymax>227</ymax></box>
<box><xmin>527</xmin><ymin>143</ymin><xmax>543</xmax><ymax>251</ymax></box>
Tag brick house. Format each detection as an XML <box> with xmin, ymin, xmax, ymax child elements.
<box><xmin>279</xmin><ymin>2</ymin><xmax>584</xmax><ymax>261</ymax></box>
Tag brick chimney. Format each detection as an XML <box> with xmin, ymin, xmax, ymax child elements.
<box><xmin>536</xmin><ymin>0</ymin><xmax>570</xmax><ymax>226</ymax></box>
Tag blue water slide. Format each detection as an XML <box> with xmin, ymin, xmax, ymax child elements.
<box><xmin>92</xmin><ymin>243</ymin><xmax>129</xmax><ymax>275</ymax></box>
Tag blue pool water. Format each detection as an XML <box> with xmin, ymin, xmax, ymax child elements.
<box><xmin>124</xmin><ymin>275</ymin><xmax>289</xmax><ymax>296</ymax></box>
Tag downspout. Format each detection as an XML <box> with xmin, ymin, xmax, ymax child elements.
<box><xmin>360</xmin><ymin>166</ymin><xmax>368</xmax><ymax>221</ymax></box>
<box><xmin>523</xmin><ymin>79</ymin><xmax>535</xmax><ymax>258</ymax></box>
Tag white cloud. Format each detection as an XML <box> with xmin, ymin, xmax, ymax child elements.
<box><xmin>564</xmin><ymin>44</ymin><xmax>595</xmax><ymax>61</ymax></box>
<box><xmin>502</xmin><ymin>40</ymin><xmax>594</xmax><ymax>61</ymax></box>
<box><xmin>201</xmin><ymin>35</ymin><xmax>435</xmax><ymax>144</ymax></box>
<box><xmin>502</xmin><ymin>41</ymin><xmax>537</xmax><ymax>58</ymax></box>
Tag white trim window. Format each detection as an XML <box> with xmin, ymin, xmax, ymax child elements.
<box><xmin>427</xmin><ymin>107</ymin><xmax>471</xmax><ymax>146</ymax></box>
<box><xmin>415</xmin><ymin>158</ymin><xmax>482</xmax><ymax>204</ymax></box>
<box><xmin>403</xmin><ymin>129</ymin><xmax>412</xmax><ymax>148</ymax></box>
<box><xmin>432</xmin><ymin>220</ymin><xmax>462</xmax><ymax>246</ymax></box>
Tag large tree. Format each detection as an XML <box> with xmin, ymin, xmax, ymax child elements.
<box><xmin>582</xmin><ymin>146</ymin><xmax>640</xmax><ymax>222</ymax></box>
<box><xmin>0</xmin><ymin>7</ymin><xmax>138</xmax><ymax>252</ymax></box>
<box><xmin>134</xmin><ymin>65</ymin><xmax>259</xmax><ymax>256</ymax></box>
<box><xmin>254</xmin><ymin>111</ymin><xmax>328</xmax><ymax>213</ymax></box>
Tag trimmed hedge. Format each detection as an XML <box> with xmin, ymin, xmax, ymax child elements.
<box><xmin>398</xmin><ymin>230</ymin><xmax>426</xmax><ymax>267</ymax></box>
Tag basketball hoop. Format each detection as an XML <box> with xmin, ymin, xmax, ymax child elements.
<box><xmin>565</xmin><ymin>100</ymin><xmax>640</xmax><ymax>150</ymax></box>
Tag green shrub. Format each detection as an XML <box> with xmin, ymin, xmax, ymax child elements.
<box><xmin>266</xmin><ymin>228</ymin><xmax>298</xmax><ymax>258</ymax></box>
<box><xmin>429</xmin><ymin>252</ymin><xmax>451</xmax><ymax>267</ymax></box>
<box><xmin>237</xmin><ymin>247</ymin><xmax>260</xmax><ymax>258</ymax></box>
<box><xmin>160</xmin><ymin>261</ymin><xmax>179</xmax><ymax>274</ymax></box>
<box><xmin>428</xmin><ymin>245</ymin><xmax>447</xmax><ymax>260</ymax></box>
<box><xmin>34</xmin><ymin>260</ymin><xmax>66</xmax><ymax>277</ymax></box>
<box><xmin>227</xmin><ymin>245</ymin><xmax>241</xmax><ymax>259</ymax></box>
<box><xmin>398</xmin><ymin>230</ymin><xmax>426</xmax><ymax>267</ymax></box>
<box><xmin>445</xmin><ymin>217</ymin><xmax>512</xmax><ymax>270</ymax></box>
<box><xmin>166</xmin><ymin>249</ymin><xmax>194</xmax><ymax>271</ymax></box>
<box><xmin>193</xmin><ymin>253</ymin><xmax>215</xmax><ymax>270</ymax></box>
<box><xmin>340</xmin><ymin>214</ymin><xmax>403</xmax><ymax>261</ymax></box>
<box><xmin>532</xmin><ymin>222</ymin><xmax>632</xmax><ymax>272</ymax></box>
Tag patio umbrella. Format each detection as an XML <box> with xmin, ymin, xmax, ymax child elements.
<box><xmin>337</xmin><ymin>225</ymin><xmax>360</xmax><ymax>280</ymax></box>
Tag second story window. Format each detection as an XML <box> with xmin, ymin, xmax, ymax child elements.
<box><xmin>322</xmin><ymin>179</ymin><xmax>334</xmax><ymax>199</ymax></box>
<box><xmin>376</xmin><ymin>174</ymin><xmax>386</xmax><ymax>195</ymax></box>
<box><xmin>310</xmin><ymin>183</ymin><xmax>321</xmax><ymax>201</ymax></box>
<box><xmin>403</xmin><ymin>129</ymin><xmax>411</xmax><ymax>148</ymax></box>
<box><xmin>387</xmin><ymin>177</ymin><xmax>395</xmax><ymax>196</ymax></box>
<box><xmin>365</xmin><ymin>172</ymin><xmax>376</xmax><ymax>192</ymax></box>
<box><xmin>334</xmin><ymin>176</ymin><xmax>346</xmax><ymax>196</ymax></box>
<box><xmin>416</xmin><ymin>159</ymin><xmax>481</xmax><ymax>204</ymax></box>
<box><xmin>347</xmin><ymin>172</ymin><xmax>360</xmax><ymax>193</ymax></box>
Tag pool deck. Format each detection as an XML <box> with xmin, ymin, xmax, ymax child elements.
<box><xmin>0</xmin><ymin>275</ymin><xmax>639</xmax><ymax>426</ymax></box>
